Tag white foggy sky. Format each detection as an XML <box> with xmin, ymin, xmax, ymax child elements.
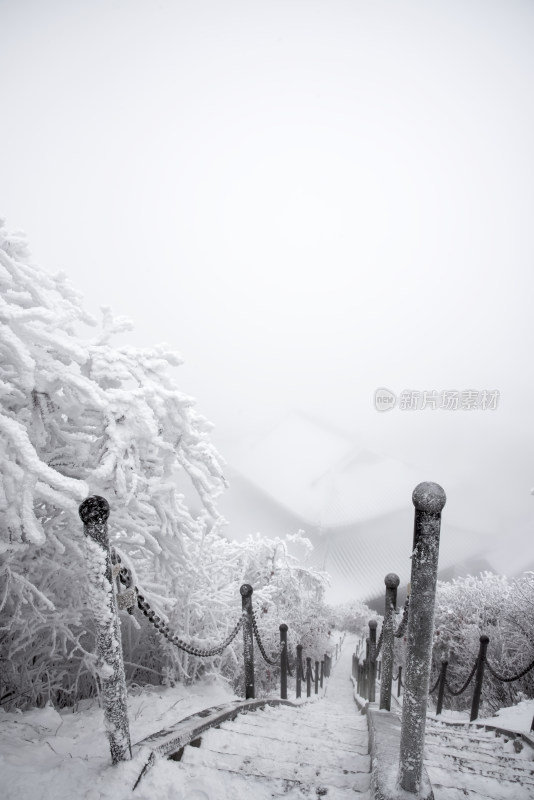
<box><xmin>2</xmin><ymin>0</ymin><xmax>534</xmax><ymax>549</ymax></box>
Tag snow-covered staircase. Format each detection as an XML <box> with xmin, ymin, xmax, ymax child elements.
<box><xmin>174</xmin><ymin>643</ymin><xmax>372</xmax><ymax>798</ymax></box>
<box><xmin>423</xmin><ymin>717</ymin><xmax>534</xmax><ymax>800</ymax></box>
<box><xmin>135</xmin><ymin>643</ymin><xmax>534</xmax><ymax>800</ymax></box>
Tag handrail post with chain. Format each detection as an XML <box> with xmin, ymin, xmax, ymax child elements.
<box><xmin>379</xmin><ymin>573</ymin><xmax>400</xmax><ymax>711</ymax></box>
<box><xmin>470</xmin><ymin>635</ymin><xmax>489</xmax><ymax>721</ymax></box>
<box><xmin>315</xmin><ymin>660</ymin><xmax>319</xmax><ymax>694</ymax></box>
<box><xmin>296</xmin><ymin>644</ymin><xmax>303</xmax><ymax>698</ymax></box>
<box><xmin>436</xmin><ymin>659</ymin><xmax>448</xmax><ymax>715</ymax></box>
<box><xmin>399</xmin><ymin>482</ymin><xmax>446</xmax><ymax>796</ymax></box>
<box><xmin>79</xmin><ymin>496</ymin><xmax>132</xmax><ymax>765</ymax></box>
<box><xmin>240</xmin><ymin>584</ymin><xmax>255</xmax><ymax>699</ymax></box>
<box><xmin>279</xmin><ymin>624</ymin><xmax>288</xmax><ymax>700</ymax></box>
<box><xmin>306</xmin><ymin>657</ymin><xmax>312</xmax><ymax>697</ymax></box>
<box><xmin>369</xmin><ymin>620</ymin><xmax>377</xmax><ymax>703</ymax></box>
<box><xmin>320</xmin><ymin>660</ymin><xmax>324</xmax><ymax>688</ymax></box>
<box><xmin>364</xmin><ymin>637</ymin><xmax>370</xmax><ymax>699</ymax></box>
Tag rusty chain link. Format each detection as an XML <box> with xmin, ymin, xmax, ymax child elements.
<box><xmin>111</xmin><ymin>548</ymin><xmax>243</xmax><ymax>658</ymax></box>
<box><xmin>251</xmin><ymin>608</ymin><xmax>281</xmax><ymax>666</ymax></box>
<box><xmin>445</xmin><ymin>659</ymin><xmax>478</xmax><ymax>696</ymax></box>
<box><xmin>375</xmin><ymin>626</ymin><xmax>384</xmax><ymax>658</ymax></box>
<box><xmin>485</xmin><ymin>654</ymin><xmax>534</xmax><ymax>683</ymax></box>
<box><xmin>394</xmin><ymin>596</ymin><xmax>410</xmax><ymax>638</ymax></box>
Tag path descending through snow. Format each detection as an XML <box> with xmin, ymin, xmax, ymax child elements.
<box><xmin>137</xmin><ymin>638</ymin><xmax>372</xmax><ymax>799</ymax></box>
<box><xmin>424</xmin><ymin>717</ymin><xmax>534</xmax><ymax>800</ymax></box>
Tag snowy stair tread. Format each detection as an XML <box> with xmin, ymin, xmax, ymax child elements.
<box><xmin>217</xmin><ymin>718</ymin><xmax>369</xmax><ymax>755</ymax></box>
<box><xmin>172</xmin><ymin>643</ymin><xmax>373</xmax><ymax>798</ymax></box>
<box><xmin>424</xmin><ymin>717</ymin><xmax>534</xmax><ymax>800</ymax></box>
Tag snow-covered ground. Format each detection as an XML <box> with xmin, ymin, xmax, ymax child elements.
<box><xmin>2</xmin><ymin>648</ymin><xmax>534</xmax><ymax>800</ymax></box>
<box><xmin>1</xmin><ymin>680</ymin><xmax>235</xmax><ymax>800</ymax></box>
<box><xmin>425</xmin><ymin>699</ymin><xmax>534</xmax><ymax>734</ymax></box>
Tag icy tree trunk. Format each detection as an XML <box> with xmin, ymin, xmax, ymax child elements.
<box><xmin>380</xmin><ymin>573</ymin><xmax>400</xmax><ymax>711</ymax></box>
<box><xmin>79</xmin><ymin>496</ymin><xmax>132</xmax><ymax>765</ymax></box>
<box><xmin>279</xmin><ymin>624</ymin><xmax>288</xmax><ymax>700</ymax></box>
<box><xmin>368</xmin><ymin>620</ymin><xmax>377</xmax><ymax>703</ymax></box>
<box><xmin>240</xmin><ymin>583</ymin><xmax>255</xmax><ymax>699</ymax></box>
<box><xmin>398</xmin><ymin>481</ymin><xmax>446</xmax><ymax>795</ymax></box>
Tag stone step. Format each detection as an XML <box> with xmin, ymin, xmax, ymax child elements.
<box><xmin>198</xmin><ymin>725</ymin><xmax>371</xmax><ymax>773</ymax></box>
<box><xmin>181</xmin><ymin>742</ymin><xmax>372</xmax><ymax>791</ymax></box>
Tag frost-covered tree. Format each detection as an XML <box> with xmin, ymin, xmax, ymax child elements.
<box><xmin>0</xmin><ymin>218</ymin><xmax>232</xmax><ymax>707</ymax></box>
<box><xmin>0</xmin><ymin>219</ymin><xmax>329</xmax><ymax>708</ymax></box>
<box><xmin>431</xmin><ymin>572</ymin><xmax>534</xmax><ymax>713</ymax></box>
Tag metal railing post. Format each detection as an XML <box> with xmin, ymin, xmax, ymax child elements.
<box><xmin>240</xmin><ymin>584</ymin><xmax>255</xmax><ymax>699</ymax></box>
<box><xmin>470</xmin><ymin>636</ymin><xmax>489</xmax><ymax>721</ymax></box>
<box><xmin>279</xmin><ymin>623</ymin><xmax>288</xmax><ymax>700</ymax></box>
<box><xmin>79</xmin><ymin>496</ymin><xmax>132</xmax><ymax>765</ymax></box>
<box><xmin>379</xmin><ymin>573</ymin><xmax>400</xmax><ymax>711</ymax></box>
<box><xmin>436</xmin><ymin>659</ymin><xmax>448</xmax><ymax>716</ymax></box>
<box><xmin>296</xmin><ymin>644</ymin><xmax>303</xmax><ymax>698</ymax></box>
<box><xmin>364</xmin><ymin>637</ymin><xmax>370</xmax><ymax>699</ymax></box>
<box><xmin>399</xmin><ymin>482</ymin><xmax>446</xmax><ymax>795</ymax></box>
<box><xmin>369</xmin><ymin>620</ymin><xmax>377</xmax><ymax>703</ymax></box>
<box><xmin>306</xmin><ymin>657</ymin><xmax>312</xmax><ymax>697</ymax></box>
<box><xmin>397</xmin><ymin>665</ymin><xmax>402</xmax><ymax>697</ymax></box>
<box><xmin>315</xmin><ymin>660</ymin><xmax>319</xmax><ymax>694</ymax></box>
<box><xmin>320</xmin><ymin>660</ymin><xmax>324</xmax><ymax>688</ymax></box>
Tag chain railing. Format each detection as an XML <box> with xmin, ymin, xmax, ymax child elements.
<box><xmin>485</xmin><ymin>654</ymin><xmax>534</xmax><ymax>683</ymax></box>
<box><xmin>394</xmin><ymin>595</ymin><xmax>410</xmax><ymax>638</ymax></box>
<box><xmin>444</xmin><ymin>659</ymin><xmax>478</xmax><ymax>697</ymax></box>
<box><xmin>351</xmin><ymin>482</ymin><xmax>447</xmax><ymax>796</ymax></box>
<box><xmin>113</xmin><ymin>548</ymin><xmax>245</xmax><ymax>657</ymax></box>
<box><xmin>430</xmin><ymin>635</ymin><xmax>534</xmax><ymax>720</ymax></box>
<box><xmin>251</xmin><ymin>608</ymin><xmax>282</xmax><ymax>666</ymax></box>
<box><xmin>79</xmin><ymin>494</ymin><xmax>334</xmax><ymax>766</ymax></box>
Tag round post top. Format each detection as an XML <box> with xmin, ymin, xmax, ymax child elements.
<box><xmin>369</xmin><ymin>619</ymin><xmax>378</xmax><ymax>629</ymax></box>
<box><xmin>79</xmin><ymin>495</ymin><xmax>110</xmax><ymax>524</ymax></box>
<box><xmin>279</xmin><ymin>623</ymin><xmax>288</xmax><ymax>632</ymax></box>
<box><xmin>240</xmin><ymin>583</ymin><xmax>253</xmax><ymax>597</ymax></box>
<box><xmin>384</xmin><ymin>573</ymin><xmax>400</xmax><ymax>588</ymax></box>
<box><xmin>297</xmin><ymin>643</ymin><xmax>303</xmax><ymax>651</ymax></box>
<box><xmin>412</xmin><ymin>482</ymin><xmax>446</xmax><ymax>513</ymax></box>
<box><xmin>480</xmin><ymin>635</ymin><xmax>490</xmax><ymax>644</ymax></box>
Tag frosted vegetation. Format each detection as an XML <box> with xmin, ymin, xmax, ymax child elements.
<box><xmin>1</xmin><ymin>219</ymin><xmax>532</xmax><ymax>722</ymax></box>
<box><xmin>389</xmin><ymin>571</ymin><xmax>534</xmax><ymax>714</ymax></box>
<box><xmin>0</xmin><ymin>219</ymin><xmax>329</xmax><ymax>710</ymax></box>
<box><xmin>431</xmin><ymin>572</ymin><xmax>534</xmax><ymax>713</ymax></box>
